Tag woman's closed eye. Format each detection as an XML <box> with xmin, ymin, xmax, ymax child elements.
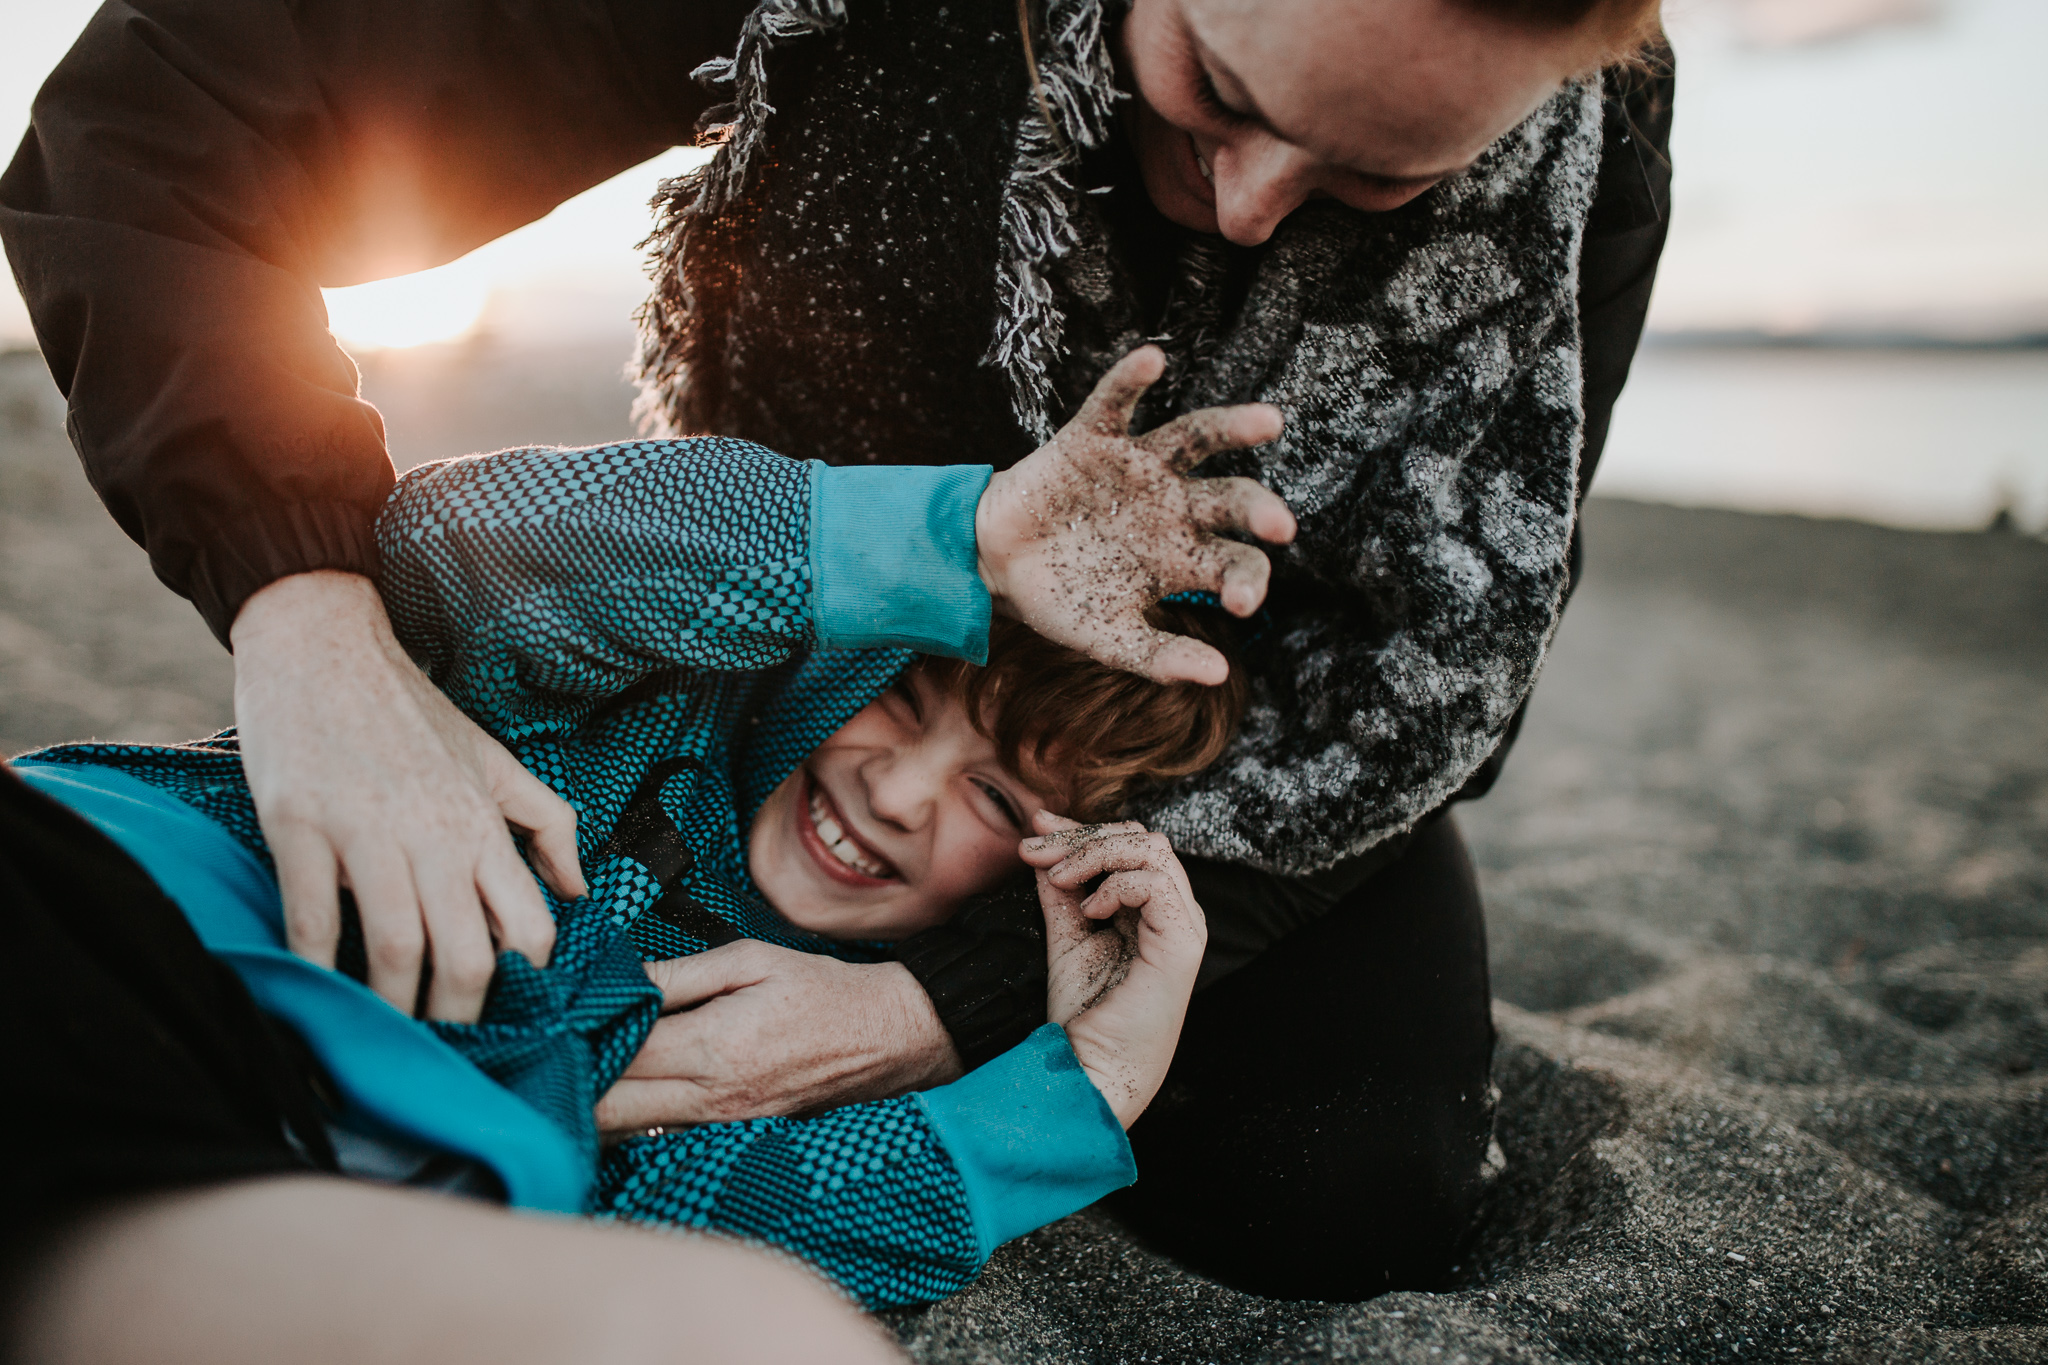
<box><xmin>1192</xmin><ymin>65</ymin><xmax>1252</xmax><ymax>129</ymax></box>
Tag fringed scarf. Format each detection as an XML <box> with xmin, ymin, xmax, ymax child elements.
<box><xmin>632</xmin><ymin>0</ymin><xmax>1605</xmax><ymax>876</ymax></box>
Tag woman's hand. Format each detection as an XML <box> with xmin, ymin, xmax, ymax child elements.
<box><xmin>975</xmin><ymin>346</ymin><xmax>1295</xmax><ymax>686</ymax></box>
<box><xmin>1020</xmin><ymin>811</ymin><xmax>1207</xmax><ymax>1129</ymax></box>
<box><xmin>595</xmin><ymin>942</ymin><xmax>964</xmax><ymax>1135</ymax></box>
<box><xmin>232</xmin><ymin>571</ymin><xmax>585</xmax><ymax>1023</ymax></box>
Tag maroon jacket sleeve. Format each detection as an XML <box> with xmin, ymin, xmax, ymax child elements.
<box><xmin>0</xmin><ymin>0</ymin><xmax>745</xmax><ymax>643</ymax></box>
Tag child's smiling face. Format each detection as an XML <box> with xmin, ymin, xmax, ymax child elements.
<box><xmin>749</xmin><ymin>666</ymin><xmax>1067</xmax><ymax>940</ymax></box>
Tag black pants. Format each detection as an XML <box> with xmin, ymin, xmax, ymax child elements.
<box><xmin>3</xmin><ymin>762</ymin><xmax>1494</xmax><ymax>1304</ymax></box>
<box><xmin>0</xmin><ymin>767</ymin><xmax>334</xmax><ymax>1265</ymax></box>
<box><xmin>1109</xmin><ymin>815</ymin><xmax>1495</xmax><ymax>1301</ymax></box>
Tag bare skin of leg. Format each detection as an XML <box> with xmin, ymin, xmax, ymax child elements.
<box><xmin>6</xmin><ymin>1178</ymin><xmax>903</xmax><ymax>1365</ymax></box>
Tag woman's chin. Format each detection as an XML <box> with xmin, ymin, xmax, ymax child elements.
<box><xmin>1157</xmin><ymin>184</ymin><xmax>1220</xmax><ymax>235</ymax></box>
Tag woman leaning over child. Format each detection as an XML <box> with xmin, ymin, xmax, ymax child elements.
<box><xmin>6</xmin><ymin>351</ymin><xmax>1289</xmax><ymax>1313</ymax></box>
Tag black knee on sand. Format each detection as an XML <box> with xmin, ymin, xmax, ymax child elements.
<box><xmin>1108</xmin><ymin>816</ymin><xmax>1498</xmax><ymax>1301</ymax></box>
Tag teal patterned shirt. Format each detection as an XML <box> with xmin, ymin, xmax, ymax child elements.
<box><xmin>17</xmin><ymin>437</ymin><xmax>1134</xmax><ymax>1309</ymax></box>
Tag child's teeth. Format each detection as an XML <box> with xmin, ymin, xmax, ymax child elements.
<box><xmin>829</xmin><ymin>834</ymin><xmax>881</xmax><ymax>875</ymax></box>
<box><xmin>809</xmin><ymin>789</ymin><xmax>840</xmax><ymax>842</ymax></box>
<box><xmin>835</xmin><ymin>840</ymin><xmax>880</xmax><ymax>874</ymax></box>
<box><xmin>810</xmin><ymin>786</ymin><xmax>887</xmax><ymax>876</ymax></box>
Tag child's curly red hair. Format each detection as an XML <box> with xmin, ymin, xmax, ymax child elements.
<box><xmin>922</xmin><ymin>602</ymin><xmax>1248</xmax><ymax>823</ymax></box>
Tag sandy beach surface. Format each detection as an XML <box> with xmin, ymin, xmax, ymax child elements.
<box><xmin>2</xmin><ymin>345</ymin><xmax>2042</xmax><ymax>1362</ymax></box>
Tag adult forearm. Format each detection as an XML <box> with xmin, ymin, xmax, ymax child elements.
<box><xmin>0</xmin><ymin>0</ymin><xmax>707</xmax><ymax>642</ymax></box>
<box><xmin>0</xmin><ymin>186</ymin><xmax>396</xmax><ymax>640</ymax></box>
<box><xmin>10</xmin><ymin>1179</ymin><xmax>902</xmax><ymax>1365</ymax></box>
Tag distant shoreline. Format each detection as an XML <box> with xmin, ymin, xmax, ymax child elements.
<box><xmin>1644</xmin><ymin>327</ymin><xmax>2048</xmax><ymax>353</ymax></box>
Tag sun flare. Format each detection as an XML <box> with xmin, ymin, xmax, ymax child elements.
<box><xmin>323</xmin><ymin>261</ymin><xmax>492</xmax><ymax>350</ymax></box>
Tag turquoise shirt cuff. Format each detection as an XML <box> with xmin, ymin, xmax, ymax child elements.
<box><xmin>809</xmin><ymin>462</ymin><xmax>993</xmax><ymax>662</ymax></box>
<box><xmin>911</xmin><ymin>1023</ymin><xmax>1137</xmax><ymax>1260</ymax></box>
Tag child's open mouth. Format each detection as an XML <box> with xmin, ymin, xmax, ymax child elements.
<box><xmin>798</xmin><ymin>770</ymin><xmax>901</xmax><ymax>886</ymax></box>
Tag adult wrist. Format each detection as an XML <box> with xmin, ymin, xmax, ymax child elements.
<box><xmin>229</xmin><ymin>570</ymin><xmax>389</xmax><ymax>659</ymax></box>
<box><xmin>873</xmin><ymin>961</ymin><xmax>965</xmax><ymax>1088</ymax></box>
<box><xmin>192</xmin><ymin>500</ymin><xmax>387</xmax><ymax>649</ymax></box>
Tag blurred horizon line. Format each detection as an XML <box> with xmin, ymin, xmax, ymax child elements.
<box><xmin>12</xmin><ymin>325</ymin><xmax>2048</xmax><ymax>365</ymax></box>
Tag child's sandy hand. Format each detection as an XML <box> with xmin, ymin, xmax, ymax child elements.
<box><xmin>1022</xmin><ymin>810</ymin><xmax>1208</xmax><ymax>1128</ymax></box>
<box><xmin>974</xmin><ymin>346</ymin><xmax>1293</xmax><ymax>686</ymax></box>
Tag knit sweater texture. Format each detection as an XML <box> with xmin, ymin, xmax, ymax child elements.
<box><xmin>632</xmin><ymin>0</ymin><xmax>1606</xmax><ymax>875</ymax></box>
<box><xmin>19</xmin><ymin>438</ymin><xmax>1136</xmax><ymax>1308</ymax></box>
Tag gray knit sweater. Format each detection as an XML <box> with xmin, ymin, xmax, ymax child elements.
<box><xmin>633</xmin><ymin>0</ymin><xmax>1606</xmax><ymax>876</ymax></box>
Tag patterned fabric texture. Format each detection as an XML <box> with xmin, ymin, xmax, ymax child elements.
<box><xmin>634</xmin><ymin>0</ymin><xmax>1606</xmax><ymax>874</ymax></box>
<box><xmin>23</xmin><ymin>437</ymin><xmax>987</xmax><ymax>1309</ymax></box>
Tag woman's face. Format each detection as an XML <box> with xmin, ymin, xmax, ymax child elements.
<box><xmin>1119</xmin><ymin>0</ymin><xmax>1603</xmax><ymax>245</ymax></box>
<box><xmin>748</xmin><ymin>667</ymin><xmax>1064</xmax><ymax>940</ymax></box>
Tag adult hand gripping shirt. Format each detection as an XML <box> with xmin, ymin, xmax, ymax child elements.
<box><xmin>16</xmin><ymin>437</ymin><xmax>1136</xmax><ymax>1308</ymax></box>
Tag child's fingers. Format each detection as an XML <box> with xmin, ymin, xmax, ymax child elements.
<box><xmin>1031</xmin><ymin>809</ymin><xmax>1082</xmax><ymax>834</ymax></box>
<box><xmin>1019</xmin><ymin>841</ymin><xmax>1068</xmax><ymax>868</ymax></box>
<box><xmin>1078</xmin><ymin>868</ymin><xmax>1168</xmax><ymax>920</ymax></box>
<box><xmin>1157</xmin><ymin>846</ymin><xmax>1199</xmax><ymax>916</ymax></box>
<box><xmin>1019</xmin><ymin>818</ymin><xmax>1147</xmax><ymax>866</ymax></box>
<box><xmin>1034</xmin><ymin>867</ymin><xmax>1092</xmax><ymax>947</ymax></box>
<box><xmin>1078</xmin><ymin>867</ymin><xmax>1192</xmax><ymax>925</ymax></box>
<box><xmin>1195</xmin><ymin>536</ymin><xmax>1273</xmax><ymax>619</ymax></box>
<box><xmin>1141</xmin><ymin>401</ymin><xmax>1284</xmax><ymax>474</ymax></box>
<box><xmin>1080</xmin><ymin>872</ymin><xmax>1206</xmax><ymax>973</ymax></box>
<box><xmin>1042</xmin><ymin>830</ymin><xmax>1174</xmax><ymax>889</ymax></box>
<box><xmin>1184</xmin><ymin>475</ymin><xmax>1296</xmax><ymax>547</ymax></box>
<box><xmin>1023</xmin><ymin>822</ymin><xmax>1204</xmax><ymax>925</ymax></box>
<box><xmin>1133</xmin><ymin>628</ymin><xmax>1230</xmax><ymax>686</ymax></box>
<box><xmin>1074</xmin><ymin>346</ymin><xmax>1165</xmax><ymax>437</ymax></box>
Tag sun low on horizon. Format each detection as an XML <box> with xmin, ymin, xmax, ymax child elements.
<box><xmin>322</xmin><ymin>259</ymin><xmax>494</xmax><ymax>352</ymax></box>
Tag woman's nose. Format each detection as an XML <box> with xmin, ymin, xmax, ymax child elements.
<box><xmin>1210</xmin><ymin>138</ymin><xmax>1318</xmax><ymax>247</ymax></box>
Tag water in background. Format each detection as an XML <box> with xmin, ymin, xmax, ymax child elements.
<box><xmin>8</xmin><ymin>0</ymin><xmax>2042</xmax><ymax>539</ymax></box>
<box><xmin>1597</xmin><ymin>345</ymin><xmax>2048</xmax><ymax>534</ymax></box>
<box><xmin>345</xmin><ymin>334</ymin><xmax>2048</xmax><ymax>540</ymax></box>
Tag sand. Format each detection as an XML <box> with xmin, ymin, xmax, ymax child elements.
<box><xmin>889</xmin><ymin>503</ymin><xmax>2048</xmax><ymax>1362</ymax></box>
<box><xmin>3</xmin><ymin>345</ymin><xmax>2043</xmax><ymax>1361</ymax></box>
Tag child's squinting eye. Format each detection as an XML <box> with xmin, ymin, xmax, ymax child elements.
<box><xmin>972</xmin><ymin>778</ymin><xmax>1024</xmax><ymax>830</ymax></box>
<box><xmin>889</xmin><ymin>674</ymin><xmax>923</xmax><ymax>721</ymax></box>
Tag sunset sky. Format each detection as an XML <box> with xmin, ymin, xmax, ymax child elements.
<box><xmin>3</xmin><ymin>0</ymin><xmax>2043</xmax><ymax>351</ymax></box>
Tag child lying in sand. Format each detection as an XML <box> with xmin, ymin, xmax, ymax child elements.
<box><xmin>15</xmin><ymin>355</ymin><xmax>1290</xmax><ymax>1309</ymax></box>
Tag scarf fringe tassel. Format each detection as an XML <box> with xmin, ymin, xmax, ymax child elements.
<box><xmin>982</xmin><ymin>0</ymin><xmax>1121</xmax><ymax>441</ymax></box>
<box><xmin>629</xmin><ymin>0</ymin><xmax>850</xmax><ymax>437</ymax></box>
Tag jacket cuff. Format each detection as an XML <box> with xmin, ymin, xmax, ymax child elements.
<box><xmin>807</xmin><ymin>462</ymin><xmax>992</xmax><ymax>661</ymax></box>
<box><xmin>190</xmin><ymin>500</ymin><xmax>386</xmax><ymax>648</ymax></box>
<box><xmin>912</xmin><ymin>1024</ymin><xmax>1135</xmax><ymax>1258</ymax></box>
<box><xmin>894</xmin><ymin>875</ymin><xmax>1048</xmax><ymax>1071</ymax></box>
